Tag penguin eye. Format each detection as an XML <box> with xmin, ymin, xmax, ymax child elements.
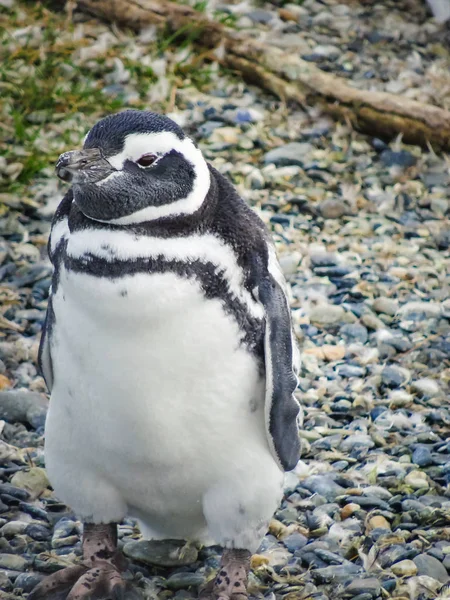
<box><xmin>137</xmin><ymin>154</ymin><xmax>157</xmax><ymax>167</ymax></box>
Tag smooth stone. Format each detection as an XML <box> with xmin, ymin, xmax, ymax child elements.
<box><xmin>340</xmin><ymin>324</ymin><xmax>368</xmax><ymax>344</ymax></box>
<box><xmin>412</xmin><ymin>446</ymin><xmax>434</xmax><ymax>467</ymax></box>
<box><xmin>0</xmin><ymin>520</ymin><xmax>28</xmax><ymax>537</ymax></box>
<box><xmin>405</xmin><ymin>470</ymin><xmax>429</xmax><ymax>490</ymax></box>
<box><xmin>398</xmin><ymin>301</ymin><xmax>442</xmax><ymax>319</ymax></box>
<box><xmin>311</xmin><ymin>44</ymin><xmax>341</xmax><ymax>59</ymax></box>
<box><xmin>367</xmin><ymin>516</ymin><xmax>391</xmax><ymax>531</ymax></box>
<box><xmin>413</xmin><ymin>554</ymin><xmax>449</xmax><ymax>583</ymax></box>
<box><xmin>166</xmin><ymin>572</ymin><xmax>205</xmax><ymax>590</ymax></box>
<box><xmin>25</xmin><ymin>523</ymin><xmax>51</xmax><ymax>541</ymax></box>
<box><xmin>123</xmin><ymin>540</ymin><xmax>198</xmax><ymax>567</ymax></box>
<box><xmin>263</xmin><ymin>143</ymin><xmax>313</xmax><ymax>167</ymax></box>
<box><xmin>300</xmin><ymin>475</ymin><xmax>345</xmax><ymax>502</ymax></box>
<box><xmin>340</xmin><ymin>435</ymin><xmax>375</xmax><ymax>452</ymax></box>
<box><xmin>411</xmin><ymin>379</ymin><xmax>440</xmax><ymax>398</ymax></box>
<box><xmin>13</xmin><ymin>572</ymin><xmax>45</xmax><ymax>593</ymax></box>
<box><xmin>373</xmin><ymin>297</ymin><xmax>398</xmax><ymax>316</ymax></box>
<box><xmin>391</xmin><ymin>559</ymin><xmax>418</xmax><ymax>577</ymax></box>
<box><xmin>337</xmin><ymin>364</ymin><xmax>365</xmax><ymax>378</ymax></box>
<box><xmin>345</xmin><ymin>578</ymin><xmax>381</xmax><ymax>597</ymax></box>
<box><xmin>246</xmin><ymin>9</ymin><xmax>273</xmax><ymax>23</ymax></box>
<box><xmin>283</xmin><ymin>532</ymin><xmax>308</xmax><ymax>553</ymax></box>
<box><xmin>380</xmin><ymin>150</ymin><xmax>417</xmax><ymax>168</ymax></box>
<box><xmin>10</xmin><ymin>468</ymin><xmax>50</xmax><ymax>500</ymax></box>
<box><xmin>0</xmin><ymin>390</ymin><xmax>48</xmax><ymax>429</ymax></box>
<box><xmin>309</xmin><ymin>304</ymin><xmax>345</xmax><ymax>326</ymax></box>
<box><xmin>381</xmin><ymin>366</ymin><xmax>409</xmax><ymax>388</ymax></box>
<box><xmin>0</xmin><ymin>553</ymin><xmax>29</xmax><ymax>570</ymax></box>
<box><xmin>0</xmin><ymin>570</ymin><xmax>12</xmax><ymax>591</ymax></box>
<box><xmin>313</xmin><ymin>564</ymin><xmax>361</xmax><ymax>583</ymax></box>
<box><xmin>319</xmin><ymin>199</ymin><xmax>346</xmax><ymax>219</ymax></box>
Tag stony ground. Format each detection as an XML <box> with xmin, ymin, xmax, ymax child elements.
<box><xmin>1</xmin><ymin>0</ymin><xmax>450</xmax><ymax>598</ymax></box>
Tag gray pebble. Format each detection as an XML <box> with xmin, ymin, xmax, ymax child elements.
<box><xmin>413</xmin><ymin>554</ymin><xmax>449</xmax><ymax>583</ymax></box>
<box><xmin>263</xmin><ymin>143</ymin><xmax>313</xmax><ymax>167</ymax></box>
<box><xmin>123</xmin><ymin>539</ymin><xmax>198</xmax><ymax>567</ymax></box>
<box><xmin>167</xmin><ymin>572</ymin><xmax>205</xmax><ymax>590</ymax></box>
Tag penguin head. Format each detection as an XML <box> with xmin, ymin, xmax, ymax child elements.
<box><xmin>56</xmin><ymin>110</ymin><xmax>210</xmax><ymax>224</ymax></box>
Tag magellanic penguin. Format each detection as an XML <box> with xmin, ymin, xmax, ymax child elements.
<box><xmin>30</xmin><ymin>110</ymin><xmax>303</xmax><ymax>600</ymax></box>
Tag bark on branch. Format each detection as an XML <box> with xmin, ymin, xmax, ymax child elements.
<box><xmin>74</xmin><ymin>0</ymin><xmax>450</xmax><ymax>151</ymax></box>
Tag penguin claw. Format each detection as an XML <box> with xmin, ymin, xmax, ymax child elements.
<box><xmin>28</xmin><ymin>562</ymin><xmax>135</xmax><ymax>600</ymax></box>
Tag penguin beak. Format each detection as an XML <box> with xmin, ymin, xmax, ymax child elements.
<box><xmin>56</xmin><ymin>149</ymin><xmax>115</xmax><ymax>184</ymax></box>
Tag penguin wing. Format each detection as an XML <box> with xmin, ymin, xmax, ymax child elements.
<box><xmin>38</xmin><ymin>298</ymin><xmax>54</xmax><ymax>392</ymax></box>
<box><xmin>255</xmin><ymin>248</ymin><xmax>302</xmax><ymax>472</ymax></box>
<box><xmin>37</xmin><ymin>190</ymin><xmax>73</xmax><ymax>394</ymax></box>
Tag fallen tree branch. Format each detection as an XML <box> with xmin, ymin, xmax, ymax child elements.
<box><xmin>73</xmin><ymin>0</ymin><xmax>450</xmax><ymax>151</ymax></box>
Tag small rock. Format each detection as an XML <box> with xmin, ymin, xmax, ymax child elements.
<box><xmin>373</xmin><ymin>297</ymin><xmax>398</xmax><ymax>316</ymax></box>
<box><xmin>166</xmin><ymin>572</ymin><xmax>205</xmax><ymax>590</ymax></box>
<box><xmin>367</xmin><ymin>515</ymin><xmax>391</xmax><ymax>531</ymax></box>
<box><xmin>361</xmin><ymin>313</ymin><xmax>385</xmax><ymax>330</ymax></box>
<box><xmin>381</xmin><ymin>366</ymin><xmax>410</xmax><ymax>388</ymax></box>
<box><xmin>319</xmin><ymin>199</ymin><xmax>346</xmax><ymax>219</ymax></box>
<box><xmin>398</xmin><ymin>301</ymin><xmax>442</xmax><ymax>319</ymax></box>
<box><xmin>340</xmin><ymin>324</ymin><xmax>368</xmax><ymax>344</ymax></box>
<box><xmin>413</xmin><ymin>554</ymin><xmax>449</xmax><ymax>583</ymax></box>
<box><xmin>13</xmin><ymin>572</ymin><xmax>45</xmax><ymax>593</ymax></box>
<box><xmin>283</xmin><ymin>532</ymin><xmax>308</xmax><ymax>552</ymax></box>
<box><xmin>263</xmin><ymin>143</ymin><xmax>313</xmax><ymax>167</ymax></box>
<box><xmin>312</xmin><ymin>44</ymin><xmax>341</xmax><ymax>59</ymax></box>
<box><xmin>412</xmin><ymin>446</ymin><xmax>434</xmax><ymax>467</ymax></box>
<box><xmin>391</xmin><ymin>559</ymin><xmax>417</xmax><ymax>577</ymax></box>
<box><xmin>341</xmin><ymin>503</ymin><xmax>361</xmax><ymax>519</ymax></box>
<box><xmin>345</xmin><ymin>578</ymin><xmax>381</xmax><ymax>597</ymax></box>
<box><xmin>300</xmin><ymin>475</ymin><xmax>345</xmax><ymax>502</ymax></box>
<box><xmin>123</xmin><ymin>539</ymin><xmax>198</xmax><ymax>567</ymax></box>
<box><xmin>411</xmin><ymin>379</ymin><xmax>440</xmax><ymax>398</ymax></box>
<box><xmin>0</xmin><ymin>390</ymin><xmax>48</xmax><ymax>429</ymax></box>
<box><xmin>309</xmin><ymin>304</ymin><xmax>345</xmax><ymax>326</ymax></box>
<box><xmin>380</xmin><ymin>150</ymin><xmax>417</xmax><ymax>168</ymax></box>
<box><xmin>10</xmin><ymin>468</ymin><xmax>50</xmax><ymax>500</ymax></box>
<box><xmin>0</xmin><ymin>553</ymin><xmax>29</xmax><ymax>570</ymax></box>
<box><xmin>0</xmin><ymin>520</ymin><xmax>28</xmax><ymax>537</ymax></box>
<box><xmin>405</xmin><ymin>470</ymin><xmax>429</xmax><ymax>490</ymax></box>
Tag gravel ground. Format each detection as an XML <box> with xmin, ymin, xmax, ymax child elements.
<box><xmin>1</xmin><ymin>0</ymin><xmax>449</xmax><ymax>598</ymax></box>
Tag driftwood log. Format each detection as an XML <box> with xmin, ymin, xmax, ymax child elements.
<box><xmin>71</xmin><ymin>0</ymin><xmax>450</xmax><ymax>151</ymax></box>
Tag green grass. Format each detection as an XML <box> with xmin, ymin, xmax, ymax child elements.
<box><xmin>0</xmin><ymin>1</ymin><xmax>220</xmax><ymax>201</ymax></box>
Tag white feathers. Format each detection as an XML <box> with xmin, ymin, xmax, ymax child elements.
<box><xmin>49</xmin><ymin>217</ymin><xmax>70</xmax><ymax>256</ymax></box>
<box><xmin>46</xmin><ymin>265</ymin><xmax>282</xmax><ymax>543</ymax></box>
<box><xmin>66</xmin><ymin>228</ymin><xmax>265</xmax><ymax>320</ymax></box>
<box><xmin>103</xmin><ymin>131</ymin><xmax>211</xmax><ymax>223</ymax></box>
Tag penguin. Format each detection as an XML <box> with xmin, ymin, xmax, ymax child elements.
<box><xmin>30</xmin><ymin>110</ymin><xmax>302</xmax><ymax>600</ymax></box>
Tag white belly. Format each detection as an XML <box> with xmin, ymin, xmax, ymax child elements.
<box><xmin>45</xmin><ymin>265</ymin><xmax>283</xmax><ymax>548</ymax></box>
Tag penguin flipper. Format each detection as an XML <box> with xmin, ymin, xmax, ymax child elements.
<box><xmin>255</xmin><ymin>253</ymin><xmax>302</xmax><ymax>472</ymax></box>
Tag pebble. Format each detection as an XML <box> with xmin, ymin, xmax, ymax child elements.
<box><xmin>0</xmin><ymin>553</ymin><xmax>29</xmax><ymax>570</ymax></box>
<box><xmin>10</xmin><ymin>468</ymin><xmax>49</xmax><ymax>500</ymax></box>
<box><xmin>372</xmin><ymin>297</ymin><xmax>398</xmax><ymax>316</ymax></box>
<box><xmin>391</xmin><ymin>560</ymin><xmax>418</xmax><ymax>577</ymax></box>
<box><xmin>123</xmin><ymin>540</ymin><xmax>198</xmax><ymax>567</ymax></box>
<box><xmin>381</xmin><ymin>366</ymin><xmax>410</xmax><ymax>388</ymax></box>
<box><xmin>319</xmin><ymin>199</ymin><xmax>346</xmax><ymax>219</ymax></box>
<box><xmin>404</xmin><ymin>470</ymin><xmax>429</xmax><ymax>490</ymax></box>
<box><xmin>413</xmin><ymin>554</ymin><xmax>449</xmax><ymax>583</ymax></box>
<box><xmin>411</xmin><ymin>379</ymin><xmax>440</xmax><ymax>398</ymax></box>
<box><xmin>345</xmin><ymin>578</ymin><xmax>381</xmax><ymax>597</ymax></box>
<box><xmin>263</xmin><ymin>143</ymin><xmax>313</xmax><ymax>167</ymax></box>
<box><xmin>309</xmin><ymin>305</ymin><xmax>345</xmax><ymax>326</ymax></box>
<box><xmin>166</xmin><ymin>572</ymin><xmax>205</xmax><ymax>590</ymax></box>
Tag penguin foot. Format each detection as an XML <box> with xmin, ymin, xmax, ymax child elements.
<box><xmin>28</xmin><ymin>523</ymin><xmax>134</xmax><ymax>600</ymax></box>
<box><xmin>199</xmin><ymin>549</ymin><xmax>251</xmax><ymax>600</ymax></box>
